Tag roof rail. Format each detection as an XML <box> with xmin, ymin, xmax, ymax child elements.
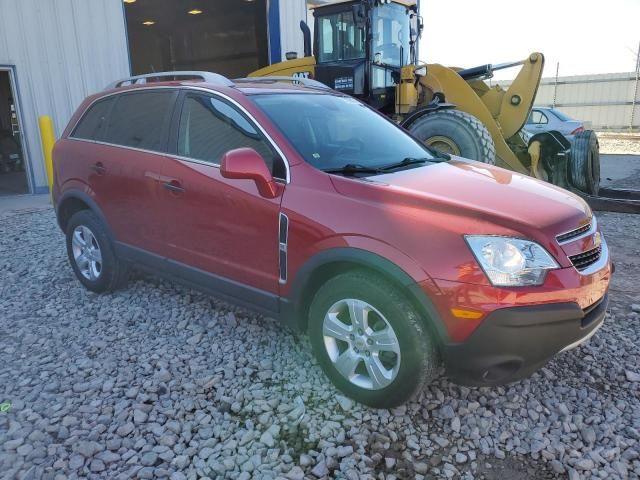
<box><xmin>234</xmin><ymin>76</ymin><xmax>331</xmax><ymax>90</ymax></box>
<box><xmin>106</xmin><ymin>71</ymin><xmax>234</xmax><ymax>90</ymax></box>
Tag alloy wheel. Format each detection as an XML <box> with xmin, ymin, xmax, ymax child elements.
<box><xmin>71</xmin><ymin>225</ymin><xmax>103</xmax><ymax>281</ymax></box>
<box><xmin>322</xmin><ymin>298</ymin><xmax>401</xmax><ymax>390</ymax></box>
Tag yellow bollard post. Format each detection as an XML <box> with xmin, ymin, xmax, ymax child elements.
<box><xmin>38</xmin><ymin>115</ymin><xmax>56</xmax><ymax>199</ymax></box>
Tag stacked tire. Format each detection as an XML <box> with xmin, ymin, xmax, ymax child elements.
<box><xmin>570</xmin><ymin>130</ymin><xmax>600</xmax><ymax>195</ymax></box>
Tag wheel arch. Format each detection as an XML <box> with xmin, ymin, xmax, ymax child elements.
<box><xmin>400</xmin><ymin>102</ymin><xmax>457</xmax><ymax>130</ymax></box>
<box><xmin>283</xmin><ymin>247</ymin><xmax>449</xmax><ymax>344</ymax></box>
<box><xmin>56</xmin><ymin>190</ymin><xmax>113</xmax><ymax>240</ymax></box>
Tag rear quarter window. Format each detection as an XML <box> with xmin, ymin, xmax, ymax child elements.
<box><xmin>71</xmin><ymin>97</ymin><xmax>115</xmax><ymax>141</ymax></box>
<box><xmin>103</xmin><ymin>90</ymin><xmax>176</xmax><ymax>152</ymax></box>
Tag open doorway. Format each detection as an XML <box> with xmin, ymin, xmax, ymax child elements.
<box><xmin>0</xmin><ymin>70</ymin><xmax>28</xmax><ymax>195</ymax></box>
<box><xmin>125</xmin><ymin>0</ymin><xmax>269</xmax><ymax>78</ymax></box>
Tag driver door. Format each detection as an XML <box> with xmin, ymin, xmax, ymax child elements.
<box><xmin>157</xmin><ymin>91</ymin><xmax>286</xmax><ymax>303</ymax></box>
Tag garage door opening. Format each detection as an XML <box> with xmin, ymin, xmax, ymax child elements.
<box><xmin>0</xmin><ymin>70</ymin><xmax>28</xmax><ymax>196</ymax></box>
<box><xmin>125</xmin><ymin>0</ymin><xmax>269</xmax><ymax>79</ymax></box>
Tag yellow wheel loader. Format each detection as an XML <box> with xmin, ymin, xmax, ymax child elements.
<box><xmin>249</xmin><ymin>0</ymin><xmax>610</xmax><ymax>201</ymax></box>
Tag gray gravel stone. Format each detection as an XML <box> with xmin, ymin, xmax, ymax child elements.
<box><xmin>133</xmin><ymin>409</ymin><xmax>148</xmax><ymax>424</ymax></box>
<box><xmin>335</xmin><ymin>395</ymin><xmax>354</xmax><ymax>412</ymax></box>
<box><xmin>116</xmin><ymin>422</ymin><xmax>134</xmax><ymax>436</ymax></box>
<box><xmin>311</xmin><ymin>460</ymin><xmax>329</xmax><ymax>477</ymax></box>
<box><xmin>140</xmin><ymin>451</ymin><xmax>158</xmax><ymax>466</ymax></box>
<box><xmin>89</xmin><ymin>459</ymin><xmax>105</xmax><ymax>472</ymax></box>
<box><xmin>625</xmin><ymin>370</ymin><xmax>640</xmax><ymax>382</ymax></box>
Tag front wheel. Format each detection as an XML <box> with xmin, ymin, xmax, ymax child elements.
<box><xmin>308</xmin><ymin>271</ymin><xmax>440</xmax><ymax>408</ymax></box>
<box><xmin>408</xmin><ymin>109</ymin><xmax>496</xmax><ymax>164</ymax></box>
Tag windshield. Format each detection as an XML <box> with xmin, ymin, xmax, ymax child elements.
<box><xmin>317</xmin><ymin>11</ymin><xmax>366</xmax><ymax>63</ymax></box>
<box><xmin>251</xmin><ymin>93</ymin><xmax>433</xmax><ymax>172</ymax></box>
<box><xmin>371</xmin><ymin>3</ymin><xmax>410</xmax><ymax>66</ymax></box>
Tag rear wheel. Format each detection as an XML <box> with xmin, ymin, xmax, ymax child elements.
<box><xmin>408</xmin><ymin>109</ymin><xmax>496</xmax><ymax>164</ymax></box>
<box><xmin>66</xmin><ymin>210</ymin><xmax>129</xmax><ymax>293</ymax></box>
<box><xmin>308</xmin><ymin>271</ymin><xmax>440</xmax><ymax>408</ymax></box>
<box><xmin>570</xmin><ymin>130</ymin><xmax>600</xmax><ymax>195</ymax></box>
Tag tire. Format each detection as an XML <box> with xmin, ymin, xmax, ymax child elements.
<box><xmin>65</xmin><ymin>210</ymin><xmax>129</xmax><ymax>293</ymax></box>
<box><xmin>570</xmin><ymin>130</ymin><xmax>600</xmax><ymax>195</ymax></box>
<box><xmin>308</xmin><ymin>270</ymin><xmax>439</xmax><ymax>408</ymax></box>
<box><xmin>408</xmin><ymin>109</ymin><xmax>496</xmax><ymax>164</ymax></box>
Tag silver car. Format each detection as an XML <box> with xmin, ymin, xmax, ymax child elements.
<box><xmin>522</xmin><ymin>107</ymin><xmax>584</xmax><ymax>141</ymax></box>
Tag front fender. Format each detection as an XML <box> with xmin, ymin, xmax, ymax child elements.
<box><xmin>283</xmin><ymin>241</ymin><xmax>449</xmax><ymax>342</ymax></box>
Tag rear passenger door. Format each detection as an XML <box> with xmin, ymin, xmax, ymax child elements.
<box><xmin>157</xmin><ymin>90</ymin><xmax>286</xmax><ymax>300</ymax></box>
<box><xmin>99</xmin><ymin>89</ymin><xmax>178</xmax><ymax>254</ymax></box>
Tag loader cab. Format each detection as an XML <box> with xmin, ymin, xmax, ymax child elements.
<box><xmin>312</xmin><ymin>0</ymin><xmax>418</xmax><ymax>114</ymax></box>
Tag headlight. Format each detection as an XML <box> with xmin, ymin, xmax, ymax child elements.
<box><xmin>465</xmin><ymin>236</ymin><xmax>559</xmax><ymax>287</ymax></box>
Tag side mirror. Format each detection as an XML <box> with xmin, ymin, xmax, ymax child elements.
<box><xmin>410</xmin><ymin>13</ymin><xmax>424</xmax><ymax>41</ymax></box>
<box><xmin>220</xmin><ymin>148</ymin><xmax>281</xmax><ymax>199</ymax></box>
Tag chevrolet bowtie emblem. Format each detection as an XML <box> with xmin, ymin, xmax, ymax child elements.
<box><xmin>594</xmin><ymin>231</ymin><xmax>602</xmax><ymax>248</ymax></box>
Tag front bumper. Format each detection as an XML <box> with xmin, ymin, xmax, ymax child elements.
<box><xmin>443</xmin><ymin>293</ymin><xmax>608</xmax><ymax>386</ymax></box>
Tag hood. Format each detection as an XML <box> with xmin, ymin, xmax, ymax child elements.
<box><xmin>330</xmin><ymin>158</ymin><xmax>591</xmax><ymax>238</ymax></box>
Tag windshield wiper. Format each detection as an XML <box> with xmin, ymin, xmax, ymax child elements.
<box><xmin>322</xmin><ymin>164</ymin><xmax>383</xmax><ymax>176</ymax></box>
<box><xmin>378</xmin><ymin>157</ymin><xmax>432</xmax><ymax>172</ymax></box>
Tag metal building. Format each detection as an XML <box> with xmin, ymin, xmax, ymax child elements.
<box><xmin>499</xmin><ymin>72</ymin><xmax>640</xmax><ymax>132</ymax></box>
<box><xmin>0</xmin><ymin>0</ymin><xmax>307</xmax><ymax>196</ymax></box>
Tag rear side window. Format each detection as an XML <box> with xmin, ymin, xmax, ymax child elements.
<box><xmin>72</xmin><ymin>97</ymin><xmax>115</xmax><ymax>141</ymax></box>
<box><xmin>104</xmin><ymin>91</ymin><xmax>175</xmax><ymax>151</ymax></box>
<box><xmin>528</xmin><ymin>110</ymin><xmax>548</xmax><ymax>125</ymax></box>
<box><xmin>177</xmin><ymin>93</ymin><xmax>284</xmax><ymax>177</ymax></box>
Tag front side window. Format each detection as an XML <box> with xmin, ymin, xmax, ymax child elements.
<box><xmin>177</xmin><ymin>93</ymin><xmax>283</xmax><ymax>177</ymax></box>
<box><xmin>317</xmin><ymin>12</ymin><xmax>366</xmax><ymax>63</ymax></box>
<box><xmin>104</xmin><ymin>91</ymin><xmax>175</xmax><ymax>151</ymax></box>
<box><xmin>252</xmin><ymin>93</ymin><xmax>433</xmax><ymax>171</ymax></box>
<box><xmin>371</xmin><ymin>4</ymin><xmax>410</xmax><ymax>67</ymax></box>
<box><xmin>72</xmin><ymin>97</ymin><xmax>115</xmax><ymax>141</ymax></box>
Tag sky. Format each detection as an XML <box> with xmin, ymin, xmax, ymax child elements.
<box><xmin>419</xmin><ymin>0</ymin><xmax>640</xmax><ymax>80</ymax></box>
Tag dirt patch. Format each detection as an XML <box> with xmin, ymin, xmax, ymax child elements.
<box><xmin>475</xmin><ymin>455</ymin><xmax>556</xmax><ymax>480</ymax></box>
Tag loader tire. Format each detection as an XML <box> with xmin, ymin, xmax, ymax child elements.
<box><xmin>409</xmin><ymin>110</ymin><xmax>496</xmax><ymax>164</ymax></box>
<box><xmin>570</xmin><ymin>130</ymin><xmax>600</xmax><ymax>195</ymax></box>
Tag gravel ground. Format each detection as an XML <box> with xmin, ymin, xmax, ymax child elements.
<box><xmin>1</xmin><ymin>209</ymin><xmax>639</xmax><ymax>480</ymax></box>
<box><xmin>597</xmin><ymin>133</ymin><xmax>640</xmax><ymax>156</ymax></box>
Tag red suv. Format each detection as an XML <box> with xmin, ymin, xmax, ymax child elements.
<box><xmin>53</xmin><ymin>72</ymin><xmax>611</xmax><ymax>407</ymax></box>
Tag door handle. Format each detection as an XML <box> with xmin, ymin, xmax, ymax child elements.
<box><xmin>91</xmin><ymin>162</ymin><xmax>106</xmax><ymax>175</ymax></box>
<box><xmin>162</xmin><ymin>181</ymin><xmax>185</xmax><ymax>193</ymax></box>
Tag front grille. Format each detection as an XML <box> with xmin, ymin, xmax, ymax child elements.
<box><xmin>557</xmin><ymin>222</ymin><xmax>591</xmax><ymax>244</ymax></box>
<box><xmin>569</xmin><ymin>245</ymin><xmax>602</xmax><ymax>271</ymax></box>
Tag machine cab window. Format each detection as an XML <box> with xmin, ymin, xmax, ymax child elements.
<box><xmin>317</xmin><ymin>11</ymin><xmax>366</xmax><ymax>63</ymax></box>
<box><xmin>371</xmin><ymin>2</ymin><xmax>410</xmax><ymax>67</ymax></box>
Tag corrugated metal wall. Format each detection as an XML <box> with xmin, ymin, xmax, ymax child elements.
<box><xmin>0</xmin><ymin>0</ymin><xmax>130</xmax><ymax>193</ymax></box>
<box><xmin>278</xmin><ymin>0</ymin><xmax>308</xmax><ymax>61</ymax></box>
<box><xmin>498</xmin><ymin>72</ymin><xmax>640</xmax><ymax>132</ymax></box>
